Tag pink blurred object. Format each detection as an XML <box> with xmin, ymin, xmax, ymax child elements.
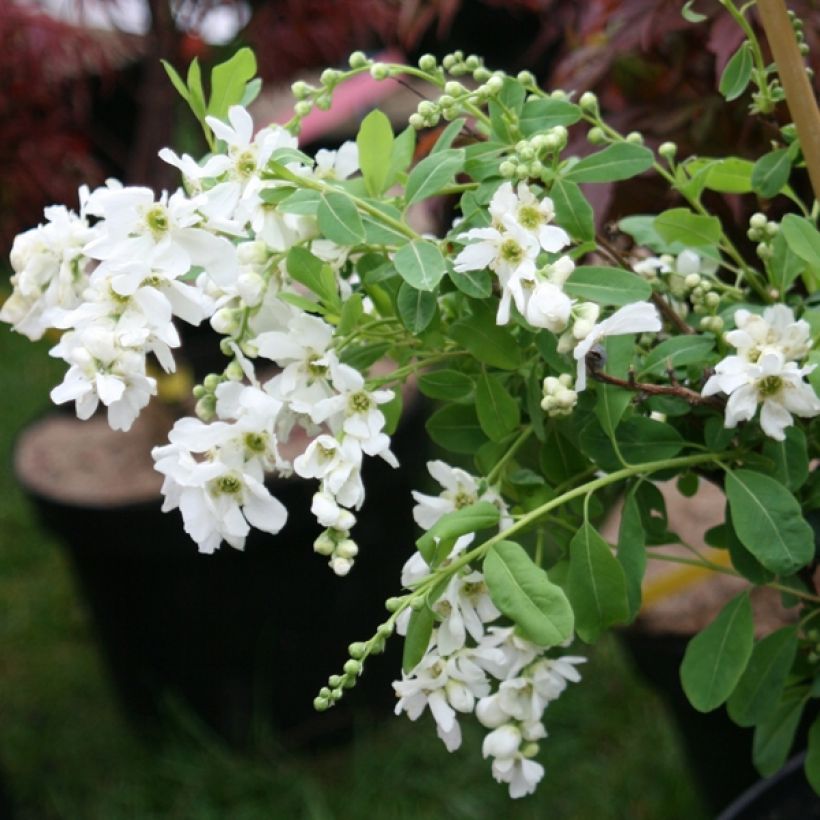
<box><xmin>276</xmin><ymin>48</ymin><xmax>406</xmax><ymax>143</ymax></box>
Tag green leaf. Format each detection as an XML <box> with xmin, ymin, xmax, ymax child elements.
<box><xmin>463</xmin><ymin>141</ymin><xmax>505</xmax><ymax>180</ymax></box>
<box><xmin>617</xmin><ymin>490</ymin><xmax>646</xmax><ymax>619</ymax></box>
<box><xmin>417</xmin><ymin>501</ymin><xmax>501</xmax><ymax>565</ymax></box>
<box><xmin>361</xmin><ymin>201</ymin><xmax>410</xmax><ymax>246</ymax></box>
<box><xmin>781</xmin><ymin>214</ymin><xmax>820</xmax><ymax>267</ymax></box>
<box><xmin>564</xmin><ymin>266</ymin><xmax>652</xmax><ymax>305</ymax></box>
<box><xmin>418</xmin><ymin>369</ymin><xmax>474</xmax><ymax>401</ymax></box>
<box><xmin>207</xmin><ymin>47</ymin><xmax>257</xmax><ymax>119</ymax></box>
<box><xmin>719</xmin><ymin>42</ymin><xmax>753</xmax><ymax>102</ymax></box>
<box><xmin>725</xmin><ymin>505</ymin><xmax>773</xmax><ymax>584</ymax></box>
<box><xmin>285</xmin><ymin>246</ymin><xmax>338</xmax><ymax>307</ymax></box>
<box><xmin>567</xmin><ymin>523</ymin><xmax>630</xmax><ymax>643</ymax></box>
<box><xmin>186</xmin><ymin>58</ymin><xmax>207</xmax><ymax>121</ymax></box>
<box><xmin>162</xmin><ymin>59</ymin><xmax>193</xmax><ymax>106</ymax></box>
<box><xmin>725</xmin><ymin>469</ymin><xmax>815</xmax><ymax>575</ymax></box>
<box><xmin>762</xmin><ymin>427</ymin><xmax>809</xmax><ymax>491</ymax></box>
<box><xmin>727</xmin><ymin>627</ymin><xmax>798</xmax><ymax>727</ymax></box>
<box><xmin>550</xmin><ymin>179</ymin><xmax>594</xmax><ymax>242</ymax></box>
<box><xmin>394</xmin><ymin>240</ymin><xmax>447</xmax><ymax>292</ymax></box>
<box><xmin>402</xmin><ymin>604</ymin><xmax>434</xmax><ymax>673</ymax></box>
<box><xmin>518</xmin><ymin>99</ymin><xmax>582</xmax><ymax>136</ymax></box>
<box><xmin>396</xmin><ymin>281</ymin><xmax>437</xmax><ymax>333</ymax></box>
<box><xmin>336</xmin><ymin>292</ymin><xmax>364</xmax><ymax>336</ymax></box>
<box><xmin>425</xmin><ymin>404</ymin><xmax>487</xmax><ymax>453</ymax></box>
<box><xmin>680</xmin><ymin>592</ymin><xmax>754</xmax><ymax>712</ymax></box>
<box><xmin>540</xmin><ymin>426</ymin><xmax>588</xmax><ymax>485</ymax></box>
<box><xmin>380</xmin><ymin>389</ymin><xmax>403</xmax><ymax>436</ymax></box>
<box><xmin>278</xmin><ymin>189</ymin><xmax>321</xmax><ymax>215</ymax></box>
<box><xmin>476</xmin><ymin>372</ymin><xmax>520</xmax><ymax>442</ymax></box>
<box><xmin>806</xmin><ymin>716</ymin><xmax>820</xmax><ymax>795</ymax></box>
<box><xmin>702</xmin><ymin>157</ymin><xmax>755</xmax><ymax>193</ymax></box>
<box><xmin>639</xmin><ymin>335</ymin><xmax>715</xmax><ymax>376</ymax></box>
<box><xmin>357</xmin><ymin>110</ymin><xmax>394</xmax><ymax>196</ymax></box>
<box><xmin>769</xmin><ymin>231</ymin><xmax>805</xmax><ymax>293</ymax></box>
<box><xmin>450</xmin><ymin>301</ymin><xmax>522</xmax><ymax>370</ymax></box>
<box><xmin>386</xmin><ymin>126</ymin><xmax>416</xmax><ymax>188</ymax></box>
<box><xmin>317</xmin><ymin>192</ymin><xmax>366</xmax><ymax>246</ymax></box>
<box><xmin>654</xmin><ymin>208</ymin><xmax>722</xmax><ymax>247</ymax></box>
<box><xmin>484</xmin><ymin>541</ymin><xmax>574</xmax><ymax>646</ymax></box>
<box><xmin>564</xmin><ymin>143</ymin><xmax>654</xmax><ymax>183</ymax></box>
<box><xmin>431</xmin><ymin>118</ymin><xmax>466</xmax><ymax>153</ymax></box>
<box><xmin>525</xmin><ymin>367</ymin><xmax>546</xmax><ymax>442</ymax></box>
<box><xmin>753</xmin><ymin>690</ymin><xmax>806</xmax><ymax>777</ymax></box>
<box><xmin>751</xmin><ymin>149</ymin><xmax>792</xmax><ymax>198</ymax></box>
<box><xmin>682</xmin><ymin>0</ymin><xmax>707</xmax><ymax>22</ymax></box>
<box><xmin>240</xmin><ymin>77</ymin><xmax>262</xmax><ymax>107</ymax></box>
<box><xmin>579</xmin><ymin>416</ymin><xmax>684</xmax><ymax>472</ymax></box>
<box><xmin>449</xmin><ymin>266</ymin><xmax>492</xmax><ymax>298</ymax></box>
<box><xmin>405</xmin><ymin>148</ymin><xmax>465</xmax><ymax>206</ymax></box>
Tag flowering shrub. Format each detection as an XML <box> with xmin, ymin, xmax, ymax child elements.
<box><xmin>3</xmin><ymin>1</ymin><xmax>820</xmax><ymax>799</ymax></box>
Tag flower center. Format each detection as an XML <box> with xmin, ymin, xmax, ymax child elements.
<box><xmin>236</xmin><ymin>149</ymin><xmax>258</xmax><ymax>178</ymax></box>
<box><xmin>517</xmin><ymin>204</ymin><xmax>543</xmax><ymax>230</ymax></box>
<box><xmin>453</xmin><ymin>490</ymin><xmax>475</xmax><ymax>509</ymax></box>
<box><xmin>348</xmin><ymin>391</ymin><xmax>372</xmax><ymax>414</ymax></box>
<box><xmin>307</xmin><ymin>354</ymin><xmax>328</xmax><ymax>378</ymax></box>
<box><xmin>145</xmin><ymin>205</ymin><xmax>169</xmax><ymax>238</ymax></box>
<box><xmin>317</xmin><ymin>443</ymin><xmax>336</xmax><ymax>460</ymax></box>
<box><xmin>500</xmin><ymin>238</ymin><xmax>523</xmax><ymax>264</ymax></box>
<box><xmin>757</xmin><ymin>375</ymin><xmax>783</xmax><ymax>397</ymax></box>
<box><xmin>212</xmin><ymin>473</ymin><xmax>242</xmax><ymax>495</ymax></box>
<box><xmin>244</xmin><ymin>432</ymin><xmax>268</xmax><ymax>454</ymax></box>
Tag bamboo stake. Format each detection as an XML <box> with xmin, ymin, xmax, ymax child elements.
<box><xmin>756</xmin><ymin>0</ymin><xmax>820</xmax><ymax>202</ymax></box>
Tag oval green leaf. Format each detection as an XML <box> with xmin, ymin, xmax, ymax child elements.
<box><xmin>564</xmin><ymin>266</ymin><xmax>652</xmax><ymax>305</ymax></box>
<box><xmin>318</xmin><ymin>191</ymin><xmax>366</xmax><ymax>246</ymax></box>
<box><xmin>394</xmin><ymin>240</ymin><xmax>447</xmax><ymax>292</ymax></box>
<box><xmin>476</xmin><ymin>372</ymin><xmax>520</xmax><ymax>442</ymax></box>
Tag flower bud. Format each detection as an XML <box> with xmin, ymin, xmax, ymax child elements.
<box><xmin>587</xmin><ymin>127</ymin><xmax>605</xmax><ymax>145</ymax></box>
<box><xmin>418</xmin><ymin>54</ymin><xmax>436</xmax><ymax>71</ymax></box>
<box><xmin>290</xmin><ymin>80</ymin><xmax>311</xmax><ymax>99</ymax></box>
<box><xmin>313</xmin><ymin>696</ymin><xmax>329</xmax><ymax>711</ymax></box>
<box><xmin>550</xmin><ymin>89</ymin><xmax>568</xmax><ymax>101</ymax></box>
<box><xmin>225</xmin><ymin>360</ymin><xmax>244</xmax><ymax>381</ymax></box>
<box><xmin>348</xmin><ymin>641</ymin><xmax>366</xmax><ymax>659</ymax></box>
<box><xmin>293</xmin><ymin>101</ymin><xmax>312</xmax><ymax>118</ymax></box>
<box><xmin>482</xmin><ymin>725</ymin><xmax>522</xmax><ymax>759</ymax></box>
<box><xmin>314</xmin><ymin>530</ymin><xmax>336</xmax><ymax>556</ymax></box>
<box><xmin>517</xmin><ymin>70</ymin><xmax>535</xmax><ymax>85</ymax></box>
<box><xmin>369</xmin><ymin>63</ymin><xmax>388</xmax><ymax>80</ymax></box>
<box><xmin>684</xmin><ymin>273</ymin><xmax>701</xmax><ymax>289</ymax></box>
<box><xmin>335</xmin><ymin>538</ymin><xmax>359</xmax><ymax>560</ymax></box>
<box><xmin>203</xmin><ymin>373</ymin><xmax>221</xmax><ymax>392</ymax></box>
<box><xmin>320</xmin><ymin>68</ymin><xmax>339</xmax><ymax>86</ymax></box>
<box><xmin>444</xmin><ymin>81</ymin><xmax>464</xmax><ymax>96</ymax></box>
<box><xmin>331</xmin><ymin>556</ymin><xmax>353</xmax><ymax>576</ymax></box>
<box><xmin>348</xmin><ymin>51</ymin><xmax>368</xmax><ymax>69</ymax></box>
<box><xmin>499</xmin><ymin>160</ymin><xmax>516</xmax><ymax>178</ymax></box>
<box><xmin>749</xmin><ymin>212</ymin><xmax>768</xmax><ymax>229</ymax></box>
<box><xmin>659</xmin><ymin>141</ymin><xmax>677</xmax><ymax>159</ymax></box>
<box><xmin>625</xmin><ymin>131</ymin><xmax>644</xmax><ymax>145</ymax></box>
<box><xmin>579</xmin><ymin>91</ymin><xmax>598</xmax><ymax>112</ymax></box>
<box><xmin>343</xmin><ymin>659</ymin><xmax>362</xmax><ymax>675</ymax></box>
<box><xmin>237</xmin><ymin>272</ymin><xmax>265</xmax><ymax>307</ymax></box>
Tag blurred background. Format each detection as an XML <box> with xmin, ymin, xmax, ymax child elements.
<box><xmin>2</xmin><ymin>0</ymin><xmax>818</xmax><ymax>817</ymax></box>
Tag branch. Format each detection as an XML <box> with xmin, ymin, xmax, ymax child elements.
<box><xmin>588</xmin><ymin>363</ymin><xmax>725</xmax><ymax>410</ymax></box>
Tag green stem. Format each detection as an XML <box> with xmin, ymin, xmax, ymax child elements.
<box><xmin>486</xmin><ymin>427</ymin><xmax>533</xmax><ymax>485</ymax></box>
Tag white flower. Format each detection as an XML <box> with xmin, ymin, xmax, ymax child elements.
<box><xmin>490</xmin><ymin>754</ymin><xmax>545</xmax><ymax>799</ymax></box>
<box><xmin>313</xmin><ymin>142</ymin><xmax>359</xmax><ymax>180</ymax></box>
<box><xmin>702</xmin><ymin>350</ymin><xmax>820</xmax><ymax>440</ymax></box>
<box><xmin>432</xmin><ymin>569</ymin><xmax>502</xmax><ymax>654</ymax></box>
<box><xmin>524</xmin><ymin>279</ymin><xmax>573</xmax><ymax>332</ymax></box>
<box><xmin>573</xmin><ymin>301</ymin><xmax>662</xmax><ymax>391</ymax></box>
<box><xmin>725</xmin><ymin>304</ymin><xmax>812</xmax><ymax>364</ymax></box>
<box><xmin>488</xmin><ymin>182</ymin><xmax>570</xmax><ymax>253</ymax></box>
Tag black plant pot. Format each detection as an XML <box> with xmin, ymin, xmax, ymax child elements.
<box><xmin>15</xmin><ymin>403</ymin><xmax>428</xmax><ymax>750</ymax></box>
<box><xmin>717</xmin><ymin>752</ymin><xmax>820</xmax><ymax>820</ymax></box>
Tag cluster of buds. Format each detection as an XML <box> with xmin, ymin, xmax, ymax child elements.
<box><xmin>540</xmin><ymin>374</ymin><xmax>578</xmax><ymax>417</ymax></box>
<box><xmin>313</xmin><ymin>524</ymin><xmax>359</xmax><ymax>576</ymax></box>
<box><xmin>499</xmin><ymin>126</ymin><xmax>568</xmax><ymax>181</ymax></box>
<box><xmin>747</xmin><ymin>212</ymin><xmax>780</xmax><ymax>261</ymax></box>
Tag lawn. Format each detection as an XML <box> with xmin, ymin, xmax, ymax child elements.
<box><xmin>0</xmin><ymin>325</ymin><xmax>707</xmax><ymax>819</ymax></box>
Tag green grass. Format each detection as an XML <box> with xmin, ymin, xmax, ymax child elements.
<box><xmin>0</xmin><ymin>326</ymin><xmax>707</xmax><ymax>819</ymax></box>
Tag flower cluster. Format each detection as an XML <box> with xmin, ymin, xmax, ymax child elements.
<box><xmin>393</xmin><ymin>462</ymin><xmax>584</xmax><ymax>798</ymax></box>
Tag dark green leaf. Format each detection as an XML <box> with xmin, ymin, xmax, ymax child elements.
<box><xmin>781</xmin><ymin>214</ymin><xmax>820</xmax><ymax>267</ymax></box>
<box><xmin>727</xmin><ymin>627</ymin><xmax>798</xmax><ymax>727</ymax></box>
<box><xmin>425</xmin><ymin>404</ymin><xmax>487</xmax><ymax>453</ymax></box>
<box><xmin>519</xmin><ymin>99</ymin><xmax>582</xmax><ymax>136</ymax></box>
<box><xmin>286</xmin><ymin>246</ymin><xmax>338</xmax><ymax>307</ymax></box>
<box><xmin>805</xmin><ymin>716</ymin><xmax>820</xmax><ymax>795</ymax></box>
<box><xmin>654</xmin><ymin>208</ymin><xmax>722</xmax><ymax>247</ymax></box>
<box><xmin>639</xmin><ymin>335</ymin><xmax>715</xmax><ymax>376</ymax></box>
<box><xmin>402</xmin><ymin>604</ymin><xmax>434</xmax><ymax>672</ymax></box>
<box><xmin>318</xmin><ymin>192</ymin><xmax>366</xmax><ymax>245</ymax></box>
<box><xmin>394</xmin><ymin>240</ymin><xmax>447</xmax><ymax>291</ymax></box>
<box><xmin>337</xmin><ymin>293</ymin><xmax>364</xmax><ymax>336</ymax></box>
<box><xmin>449</xmin><ymin>266</ymin><xmax>492</xmax><ymax>298</ymax></box>
<box><xmin>719</xmin><ymin>42</ymin><xmax>753</xmax><ymax>101</ymax></box>
<box><xmin>762</xmin><ymin>427</ymin><xmax>809</xmax><ymax>491</ymax></box>
<box><xmin>476</xmin><ymin>372</ymin><xmax>520</xmax><ymax>442</ymax></box>
<box><xmin>751</xmin><ymin>149</ymin><xmax>792</xmax><ymax>198</ymax></box>
<box><xmin>725</xmin><ymin>469</ymin><xmax>815</xmax><ymax>575</ymax></box>
<box><xmin>753</xmin><ymin>690</ymin><xmax>806</xmax><ymax>777</ymax></box>
<box><xmin>431</xmin><ymin>118</ymin><xmax>466</xmax><ymax>153</ymax></box>
<box><xmin>418</xmin><ymin>369</ymin><xmax>474</xmax><ymax>401</ymax></box>
<box><xmin>405</xmin><ymin>148</ymin><xmax>465</xmax><ymax>206</ymax></box>
<box><xmin>680</xmin><ymin>592</ymin><xmax>754</xmax><ymax>712</ymax></box>
<box><xmin>567</xmin><ymin>523</ymin><xmax>630</xmax><ymax>643</ymax></box>
<box><xmin>484</xmin><ymin>541</ymin><xmax>574</xmax><ymax>646</ymax></box>
<box><xmin>769</xmin><ymin>231</ymin><xmax>805</xmax><ymax>293</ymax></box>
<box><xmin>617</xmin><ymin>490</ymin><xmax>646</xmax><ymax>619</ymax></box>
<box><xmin>564</xmin><ymin>143</ymin><xmax>654</xmax><ymax>184</ymax></box>
<box><xmin>550</xmin><ymin>179</ymin><xmax>594</xmax><ymax>242</ymax></box>
<box><xmin>450</xmin><ymin>301</ymin><xmax>523</xmax><ymax>370</ymax></box>
<box><xmin>396</xmin><ymin>281</ymin><xmax>437</xmax><ymax>332</ymax></box>
<box><xmin>564</xmin><ymin>266</ymin><xmax>651</xmax><ymax>305</ymax></box>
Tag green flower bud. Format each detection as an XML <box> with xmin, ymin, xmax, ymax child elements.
<box><xmin>290</xmin><ymin>80</ymin><xmax>311</xmax><ymax>99</ymax></box>
<box><xmin>749</xmin><ymin>212</ymin><xmax>768</xmax><ymax>229</ymax></box>
<box><xmin>465</xmin><ymin>55</ymin><xmax>481</xmax><ymax>70</ymax></box>
<box><xmin>473</xmin><ymin>67</ymin><xmax>491</xmax><ymax>82</ymax></box>
<box><xmin>192</xmin><ymin>385</ymin><xmax>206</xmax><ymax>399</ymax></box>
<box><xmin>587</xmin><ymin>126</ymin><xmax>605</xmax><ymax>145</ymax></box>
<box><xmin>320</xmin><ymin>68</ymin><xmax>339</xmax><ymax>86</ymax></box>
<box><xmin>348</xmin><ymin>51</ymin><xmax>368</xmax><ymax>69</ymax></box>
<box><xmin>765</xmin><ymin>221</ymin><xmax>779</xmax><ymax>237</ymax></box>
<box><xmin>348</xmin><ymin>641</ymin><xmax>366</xmax><ymax>659</ymax></box>
<box><xmin>756</xmin><ymin>243</ymin><xmax>773</xmax><ymax>259</ymax></box>
<box><xmin>515</xmin><ymin>163</ymin><xmax>530</xmax><ymax>179</ymax></box>
<box><xmin>517</xmin><ymin>70</ymin><xmax>536</xmax><ymax>85</ymax></box>
<box><xmin>313</xmin><ymin>696</ymin><xmax>329</xmax><ymax>711</ymax></box>
<box><xmin>442</xmin><ymin>54</ymin><xmax>456</xmax><ymax>70</ymax></box>
<box><xmin>550</xmin><ymin>89</ymin><xmax>568</xmax><ymax>101</ymax></box>
<box><xmin>418</xmin><ymin>54</ymin><xmax>437</xmax><ymax>72</ymax></box>
<box><xmin>528</xmin><ymin>159</ymin><xmax>543</xmax><ymax>176</ymax></box>
<box><xmin>625</xmin><ymin>131</ymin><xmax>644</xmax><ymax>145</ymax></box>
<box><xmin>444</xmin><ymin>81</ymin><xmax>464</xmax><ymax>96</ymax></box>
<box><xmin>314</xmin><ymin>94</ymin><xmax>332</xmax><ymax>111</ymax></box>
<box><xmin>195</xmin><ymin>395</ymin><xmax>216</xmax><ymax>422</ymax></box>
<box><xmin>225</xmin><ymin>360</ymin><xmax>244</xmax><ymax>382</ymax></box>
<box><xmin>385</xmin><ymin>596</ymin><xmax>402</xmax><ymax>612</ymax></box>
<box><xmin>319</xmin><ymin>686</ymin><xmax>331</xmax><ymax>698</ymax></box>
<box><xmin>294</xmin><ymin>100</ymin><xmax>312</xmax><ymax>117</ymax></box>
<box><xmin>377</xmin><ymin>621</ymin><xmax>394</xmax><ymax>638</ymax></box>
<box><xmin>370</xmin><ymin>63</ymin><xmax>389</xmax><ymax>80</ymax></box>
<box><xmin>499</xmin><ymin>160</ymin><xmax>516</xmax><ymax>178</ymax></box>
<box><xmin>328</xmin><ymin>674</ymin><xmax>343</xmax><ymax>688</ymax></box>
<box><xmin>579</xmin><ymin>91</ymin><xmax>598</xmax><ymax>112</ymax></box>
<box><xmin>328</xmin><ymin>688</ymin><xmax>343</xmax><ymax>701</ymax></box>
<box><xmin>408</xmin><ymin>113</ymin><xmax>425</xmax><ymax>130</ymax></box>
<box><xmin>659</xmin><ymin>142</ymin><xmax>677</xmax><ymax>159</ymax></box>
<box><xmin>343</xmin><ymin>659</ymin><xmax>362</xmax><ymax>675</ymax></box>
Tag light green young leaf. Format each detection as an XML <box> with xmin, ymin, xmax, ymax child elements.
<box><xmin>769</xmin><ymin>231</ymin><xmax>805</xmax><ymax>293</ymax></box>
<box><xmin>781</xmin><ymin>214</ymin><xmax>820</xmax><ymax>267</ymax></box>
<box><xmin>337</xmin><ymin>292</ymin><xmax>364</xmax><ymax>336</ymax></box>
<box><xmin>682</xmin><ymin>0</ymin><xmax>707</xmax><ymax>22</ymax></box>
<box><xmin>317</xmin><ymin>192</ymin><xmax>366</xmax><ymax>246</ymax></box>
<box><xmin>386</xmin><ymin>126</ymin><xmax>416</xmax><ymax>188</ymax></box>
<box><xmin>394</xmin><ymin>240</ymin><xmax>447</xmax><ymax>291</ymax></box>
<box><xmin>567</xmin><ymin>523</ymin><xmax>630</xmax><ymax>643</ymax></box>
<box><xmin>484</xmin><ymin>541</ymin><xmax>574</xmax><ymax>647</ymax></box>
<box><xmin>719</xmin><ymin>42</ymin><xmax>753</xmax><ymax>101</ymax></box>
<box><xmin>680</xmin><ymin>591</ymin><xmax>754</xmax><ymax>712</ymax></box>
<box><xmin>161</xmin><ymin>60</ymin><xmax>193</xmax><ymax>107</ymax></box>
<box><xmin>286</xmin><ymin>246</ymin><xmax>338</xmax><ymax>307</ymax></box>
<box><xmin>727</xmin><ymin>627</ymin><xmax>798</xmax><ymax>727</ymax></box>
<box><xmin>564</xmin><ymin>266</ymin><xmax>651</xmax><ymax>305</ymax></box>
<box><xmin>725</xmin><ymin>469</ymin><xmax>815</xmax><ymax>575</ymax></box>
<box><xmin>654</xmin><ymin>208</ymin><xmax>722</xmax><ymax>247</ymax></box>
<box><xmin>405</xmin><ymin>148</ymin><xmax>465</xmax><ymax>206</ymax></box>
<box><xmin>476</xmin><ymin>372</ymin><xmax>520</xmax><ymax>442</ymax></box>
<box><xmin>564</xmin><ymin>143</ymin><xmax>654</xmax><ymax>184</ymax></box>
<box><xmin>702</xmin><ymin>157</ymin><xmax>755</xmax><ymax>193</ymax></box>
<box><xmin>186</xmin><ymin>58</ymin><xmax>207</xmax><ymax>121</ymax></box>
<box><xmin>207</xmin><ymin>47</ymin><xmax>257</xmax><ymax>119</ymax></box>
<box><xmin>357</xmin><ymin>109</ymin><xmax>394</xmax><ymax>196</ymax></box>
<box><xmin>396</xmin><ymin>281</ymin><xmax>437</xmax><ymax>333</ymax></box>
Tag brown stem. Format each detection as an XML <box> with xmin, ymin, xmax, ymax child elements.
<box><xmin>757</xmin><ymin>0</ymin><xmax>820</xmax><ymax>201</ymax></box>
<box><xmin>589</xmin><ymin>365</ymin><xmax>725</xmax><ymax>410</ymax></box>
